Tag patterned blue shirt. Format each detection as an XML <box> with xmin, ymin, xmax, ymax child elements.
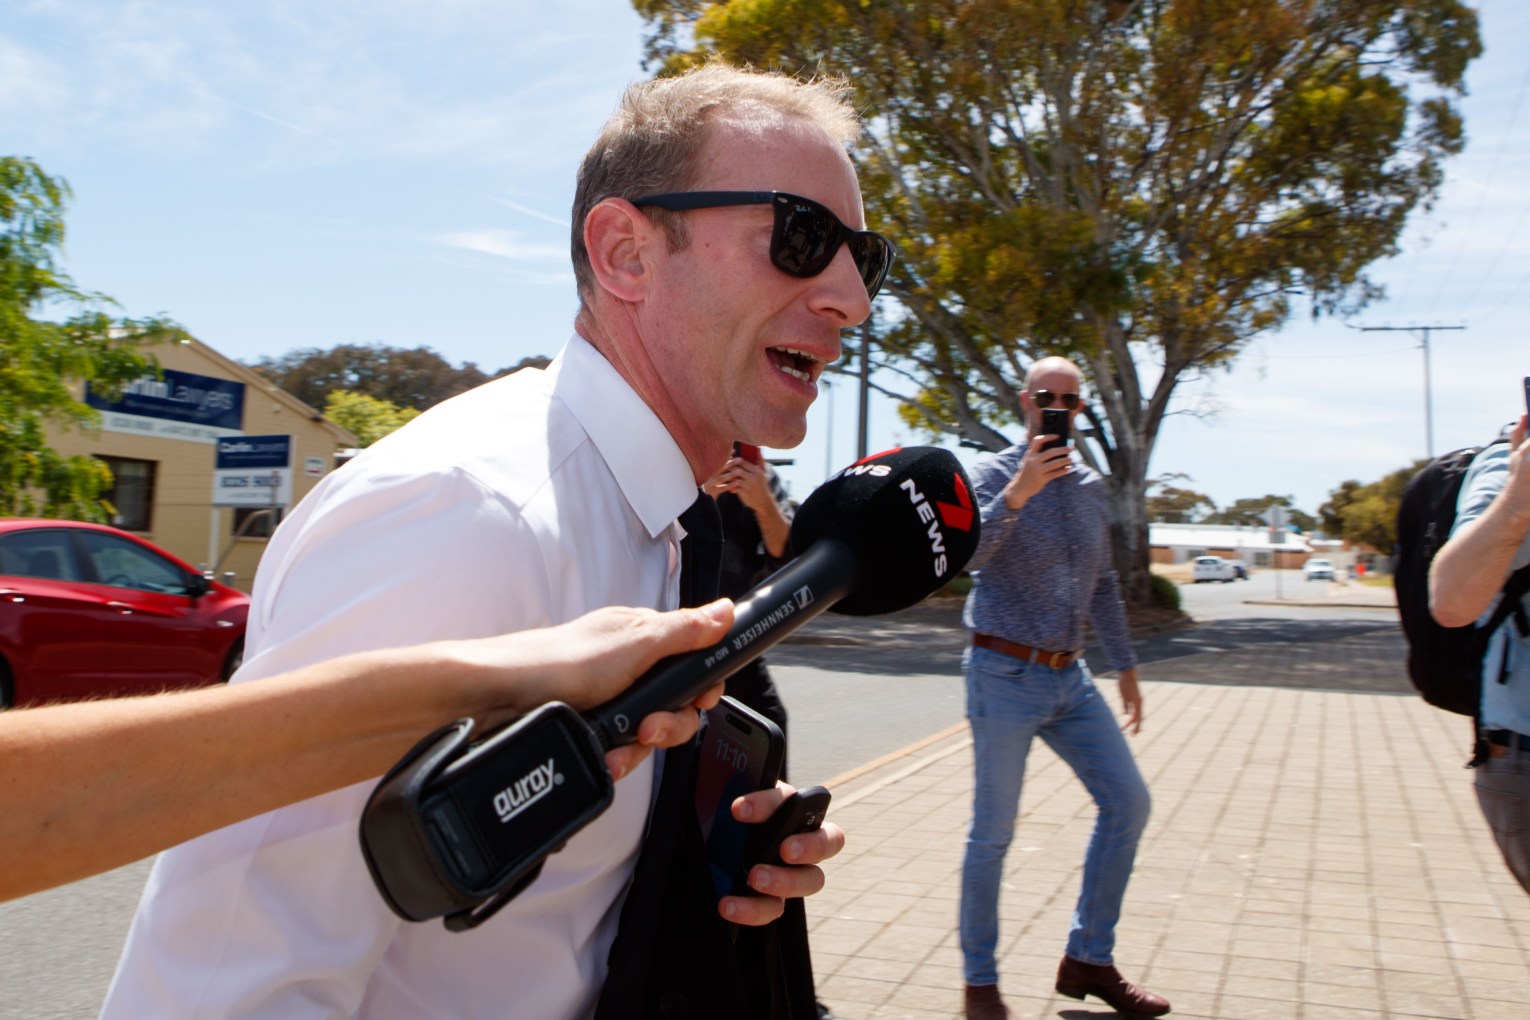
<box><xmin>1453</xmin><ymin>442</ymin><xmax>1530</xmax><ymax>735</ymax></box>
<box><xmin>962</xmin><ymin>442</ymin><xmax>1137</xmax><ymax>671</ymax></box>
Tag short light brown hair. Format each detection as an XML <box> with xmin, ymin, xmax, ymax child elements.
<box><xmin>571</xmin><ymin>62</ymin><xmax>862</xmax><ymax>305</ymax></box>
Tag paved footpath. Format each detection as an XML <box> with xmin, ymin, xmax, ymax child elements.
<box><xmin>800</xmin><ymin>592</ymin><xmax>1530</xmax><ymax>1019</ymax></box>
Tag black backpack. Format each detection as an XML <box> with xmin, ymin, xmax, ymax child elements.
<box><xmin>1394</xmin><ymin>439</ymin><xmax>1530</xmax><ymax>717</ymax></box>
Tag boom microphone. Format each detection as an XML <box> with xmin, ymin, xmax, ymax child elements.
<box><xmin>360</xmin><ymin>446</ymin><xmax>980</xmax><ymax>929</ymax></box>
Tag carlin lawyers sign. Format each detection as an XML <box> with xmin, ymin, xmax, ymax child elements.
<box><xmin>86</xmin><ymin>369</ymin><xmax>245</xmax><ymax>444</ymax></box>
<box><xmin>214</xmin><ymin>435</ymin><xmax>293</xmax><ymax>509</ymax></box>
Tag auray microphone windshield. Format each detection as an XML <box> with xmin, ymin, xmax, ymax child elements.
<box><xmin>360</xmin><ymin>446</ymin><xmax>979</xmax><ymax>928</ymax></box>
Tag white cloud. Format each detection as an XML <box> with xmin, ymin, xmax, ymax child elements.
<box><xmin>0</xmin><ymin>33</ymin><xmax>71</xmax><ymax>113</ymax></box>
<box><xmin>436</xmin><ymin>229</ymin><xmax>565</xmax><ymax>263</ymax></box>
<box><xmin>491</xmin><ymin>198</ymin><xmax>569</xmax><ymax>228</ymax></box>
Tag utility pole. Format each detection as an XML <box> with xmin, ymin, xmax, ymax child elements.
<box><xmin>822</xmin><ymin>377</ymin><xmax>834</xmax><ymax>480</ymax></box>
<box><xmin>1352</xmin><ymin>323</ymin><xmax>1465</xmax><ymax>458</ymax></box>
<box><xmin>856</xmin><ymin>314</ymin><xmax>872</xmax><ymax>460</ymax></box>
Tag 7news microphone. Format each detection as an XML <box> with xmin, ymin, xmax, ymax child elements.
<box><xmin>360</xmin><ymin>446</ymin><xmax>981</xmax><ymax>929</ymax></box>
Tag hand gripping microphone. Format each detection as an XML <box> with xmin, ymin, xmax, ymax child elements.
<box><xmin>360</xmin><ymin>446</ymin><xmax>981</xmax><ymax>929</ymax></box>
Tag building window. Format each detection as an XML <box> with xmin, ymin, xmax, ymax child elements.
<box><xmin>233</xmin><ymin>507</ymin><xmax>283</xmax><ymax>539</ymax></box>
<box><xmin>97</xmin><ymin>456</ymin><xmax>156</xmax><ymax>532</ymax></box>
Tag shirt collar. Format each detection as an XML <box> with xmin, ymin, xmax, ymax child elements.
<box><xmin>550</xmin><ymin>334</ymin><xmax>698</xmax><ymax>539</ymax></box>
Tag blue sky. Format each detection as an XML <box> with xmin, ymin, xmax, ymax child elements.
<box><xmin>6</xmin><ymin>1</ymin><xmax>1530</xmax><ymax>516</ymax></box>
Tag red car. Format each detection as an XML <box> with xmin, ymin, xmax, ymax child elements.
<box><xmin>0</xmin><ymin>519</ymin><xmax>249</xmax><ymax>708</ymax></box>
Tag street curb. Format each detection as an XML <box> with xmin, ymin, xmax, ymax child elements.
<box><xmin>1241</xmin><ymin>598</ymin><xmax>1396</xmax><ymax>610</ymax></box>
<box><xmin>825</xmin><ymin>724</ymin><xmax>973</xmax><ymax>811</ymax></box>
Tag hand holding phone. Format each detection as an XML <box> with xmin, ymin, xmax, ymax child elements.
<box><xmin>695</xmin><ymin>698</ymin><xmax>784</xmax><ymax>900</ymax></box>
<box><xmin>742</xmin><ymin>785</ymin><xmax>832</xmax><ymax>870</ymax></box>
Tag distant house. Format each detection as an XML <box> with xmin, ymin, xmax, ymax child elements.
<box><xmin>46</xmin><ymin>336</ymin><xmax>357</xmax><ymax>591</ymax></box>
<box><xmin>1149</xmin><ymin>522</ymin><xmax>1314</xmax><ymax>570</ymax></box>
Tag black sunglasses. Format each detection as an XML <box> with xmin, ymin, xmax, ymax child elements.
<box><xmin>631</xmin><ymin>190</ymin><xmax>895</xmax><ymax>300</ymax></box>
<box><xmin>1033</xmin><ymin>390</ymin><xmax>1081</xmax><ymax>410</ymax></box>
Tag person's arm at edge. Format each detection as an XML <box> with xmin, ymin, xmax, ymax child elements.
<box><xmin>963</xmin><ymin>450</ymin><xmax>1024</xmax><ymax>573</ymax></box>
<box><xmin>753</xmin><ymin>466</ymin><xmax>793</xmax><ymax>560</ymax></box>
<box><xmin>1087</xmin><ymin>561</ymin><xmax>1143</xmax><ymax>734</ymax></box>
<box><xmin>721</xmin><ymin>459</ymin><xmax>791</xmax><ymax>560</ymax></box>
<box><xmin>0</xmin><ymin>600</ymin><xmax>733</xmax><ymax>903</ymax></box>
<box><xmin>1432</xmin><ymin>415</ymin><xmax>1530</xmax><ymax>627</ymax></box>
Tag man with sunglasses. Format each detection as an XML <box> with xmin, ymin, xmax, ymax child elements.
<box><xmin>105</xmin><ymin>64</ymin><xmax>877</xmax><ymax>1020</ymax></box>
<box><xmin>958</xmin><ymin>357</ymin><xmax>1168</xmax><ymax>1019</ymax></box>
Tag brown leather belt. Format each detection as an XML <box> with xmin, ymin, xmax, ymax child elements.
<box><xmin>972</xmin><ymin>633</ymin><xmax>1080</xmax><ymax>670</ymax></box>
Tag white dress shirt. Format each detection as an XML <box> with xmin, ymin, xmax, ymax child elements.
<box><xmin>102</xmin><ymin>335</ymin><xmax>700</xmax><ymax>1020</ymax></box>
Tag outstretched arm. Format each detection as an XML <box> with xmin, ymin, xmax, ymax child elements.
<box><xmin>0</xmin><ymin>600</ymin><xmax>733</xmax><ymax>903</ymax></box>
<box><xmin>1432</xmin><ymin>416</ymin><xmax>1530</xmax><ymax>627</ymax></box>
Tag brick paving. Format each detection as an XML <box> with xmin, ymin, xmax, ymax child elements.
<box><xmin>803</xmin><ymin>595</ymin><xmax>1530</xmax><ymax>1019</ymax></box>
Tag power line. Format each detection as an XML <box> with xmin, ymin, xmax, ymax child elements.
<box><xmin>1348</xmin><ymin>323</ymin><xmax>1465</xmax><ymax>458</ymax></box>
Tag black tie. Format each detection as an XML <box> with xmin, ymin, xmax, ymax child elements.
<box><xmin>678</xmin><ymin>491</ymin><xmax>723</xmax><ymax>608</ymax></box>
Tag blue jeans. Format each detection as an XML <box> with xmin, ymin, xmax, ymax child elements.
<box><xmin>959</xmin><ymin>646</ymin><xmax>1151</xmax><ymax>985</ymax></box>
<box><xmin>1476</xmin><ymin>744</ymin><xmax>1530</xmax><ymax>895</ymax></box>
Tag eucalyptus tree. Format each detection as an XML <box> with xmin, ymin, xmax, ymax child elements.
<box><xmin>633</xmin><ymin>0</ymin><xmax>1481</xmax><ymax>600</ymax></box>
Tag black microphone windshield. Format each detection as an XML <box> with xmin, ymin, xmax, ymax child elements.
<box><xmin>791</xmin><ymin>445</ymin><xmax>980</xmax><ymax>616</ymax></box>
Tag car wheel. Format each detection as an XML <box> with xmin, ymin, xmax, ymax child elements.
<box><xmin>220</xmin><ymin>639</ymin><xmax>245</xmax><ymax>682</ymax></box>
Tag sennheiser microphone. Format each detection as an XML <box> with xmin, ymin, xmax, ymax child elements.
<box><xmin>585</xmin><ymin>444</ymin><xmax>981</xmax><ymax>748</ymax></box>
<box><xmin>360</xmin><ymin>445</ymin><xmax>980</xmax><ymax>929</ymax></box>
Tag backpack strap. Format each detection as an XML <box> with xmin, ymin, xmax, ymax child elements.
<box><xmin>1477</xmin><ymin>563</ymin><xmax>1530</xmax><ymax>648</ymax></box>
<box><xmin>1467</xmin><ymin>563</ymin><xmax>1530</xmax><ymax>768</ymax></box>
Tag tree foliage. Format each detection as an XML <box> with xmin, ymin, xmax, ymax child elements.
<box><xmin>1202</xmin><ymin>493</ymin><xmax>1315</xmax><ymax>533</ymax></box>
<box><xmin>249</xmin><ymin>343</ymin><xmax>525</xmax><ymax>411</ymax></box>
<box><xmin>1320</xmin><ymin>460</ymin><xmax>1427</xmax><ymax>551</ymax></box>
<box><xmin>1317</xmin><ymin>478</ymin><xmax>1363</xmax><ymax>536</ymax></box>
<box><xmin>0</xmin><ymin>157</ymin><xmax>177</xmax><ymax>520</ymax></box>
<box><xmin>323</xmin><ymin>391</ymin><xmax>421</xmax><ymax>447</ymax></box>
<box><xmin>632</xmin><ymin>0</ymin><xmax>1481</xmax><ymax>602</ymax></box>
<box><xmin>1145</xmin><ymin>479</ymin><xmax>1215</xmax><ymax>523</ymax></box>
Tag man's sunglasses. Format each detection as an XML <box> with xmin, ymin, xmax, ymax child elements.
<box><xmin>1033</xmin><ymin>390</ymin><xmax>1081</xmax><ymax>410</ymax></box>
<box><xmin>631</xmin><ymin>191</ymin><xmax>895</xmax><ymax>300</ymax></box>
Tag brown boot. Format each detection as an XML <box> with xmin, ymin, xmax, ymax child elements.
<box><xmin>963</xmin><ymin>982</ymin><xmax>1011</xmax><ymax>1020</ymax></box>
<box><xmin>1055</xmin><ymin>956</ymin><xmax>1171</xmax><ymax>1017</ymax></box>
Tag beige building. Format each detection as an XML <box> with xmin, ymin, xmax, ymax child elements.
<box><xmin>49</xmin><ymin>337</ymin><xmax>357</xmax><ymax>590</ymax></box>
<box><xmin>1148</xmin><ymin>522</ymin><xmax>1316</xmax><ymax>570</ymax></box>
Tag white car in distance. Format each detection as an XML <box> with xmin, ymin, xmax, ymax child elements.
<box><xmin>1304</xmin><ymin>558</ymin><xmax>1337</xmax><ymax>581</ymax></box>
<box><xmin>1191</xmin><ymin>556</ymin><xmax>1239</xmax><ymax>583</ymax></box>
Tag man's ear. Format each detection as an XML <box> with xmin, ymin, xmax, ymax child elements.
<box><xmin>584</xmin><ymin>198</ymin><xmax>657</xmax><ymax>304</ymax></box>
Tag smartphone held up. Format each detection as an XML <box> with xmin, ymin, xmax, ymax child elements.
<box><xmin>1040</xmin><ymin>407</ymin><xmax>1071</xmax><ymax>453</ymax></box>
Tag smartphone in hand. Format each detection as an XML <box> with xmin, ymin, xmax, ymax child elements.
<box><xmin>741</xmin><ymin>785</ymin><xmax>832</xmax><ymax>870</ymax></box>
<box><xmin>735</xmin><ymin>443</ymin><xmax>763</xmax><ymax>465</ymax></box>
<box><xmin>695</xmin><ymin>697</ymin><xmax>784</xmax><ymax>900</ymax></box>
<box><xmin>1522</xmin><ymin>375</ymin><xmax>1529</xmax><ymax>413</ymax></box>
<box><xmin>1040</xmin><ymin>407</ymin><xmax>1071</xmax><ymax>452</ymax></box>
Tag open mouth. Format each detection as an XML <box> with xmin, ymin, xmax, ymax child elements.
<box><xmin>768</xmin><ymin>347</ymin><xmax>822</xmax><ymax>384</ymax></box>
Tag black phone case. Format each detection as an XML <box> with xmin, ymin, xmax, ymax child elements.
<box><xmin>1040</xmin><ymin>408</ymin><xmax>1070</xmax><ymax>452</ymax></box>
<box><xmin>742</xmin><ymin>785</ymin><xmax>832</xmax><ymax>870</ymax></box>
